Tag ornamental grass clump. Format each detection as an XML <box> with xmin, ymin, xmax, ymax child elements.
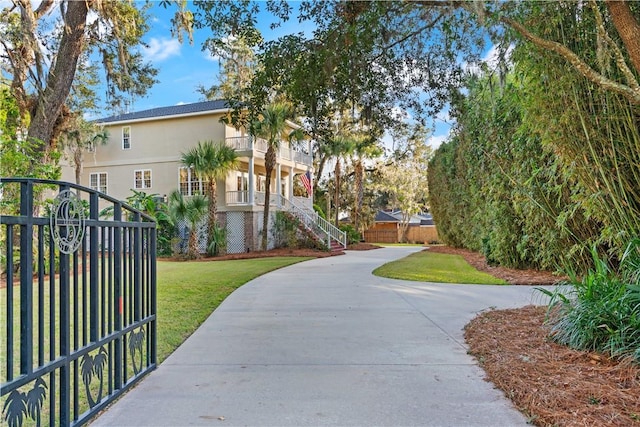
<box><xmin>540</xmin><ymin>239</ymin><xmax>640</xmax><ymax>363</ymax></box>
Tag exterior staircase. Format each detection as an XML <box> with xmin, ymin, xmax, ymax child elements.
<box><xmin>277</xmin><ymin>195</ymin><xmax>347</xmax><ymax>251</ymax></box>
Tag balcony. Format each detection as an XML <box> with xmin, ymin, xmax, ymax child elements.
<box><xmin>226</xmin><ymin>136</ymin><xmax>312</xmax><ymax>166</ymax></box>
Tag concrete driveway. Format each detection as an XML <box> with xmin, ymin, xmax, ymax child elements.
<box><xmin>92</xmin><ymin>246</ymin><xmax>548</xmax><ymax>426</ymax></box>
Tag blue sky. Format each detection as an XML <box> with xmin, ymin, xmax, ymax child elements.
<box><xmin>131</xmin><ymin>3</ymin><xmax>301</xmax><ymax>112</ymax></box>
<box><xmin>124</xmin><ymin>2</ymin><xmax>500</xmax><ymax>150</ymax></box>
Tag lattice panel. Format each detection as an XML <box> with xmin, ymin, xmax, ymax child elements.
<box><xmin>226</xmin><ymin>212</ymin><xmax>246</xmax><ymax>254</ymax></box>
<box><xmin>173</xmin><ymin>218</ymin><xmax>207</xmax><ymax>255</ymax></box>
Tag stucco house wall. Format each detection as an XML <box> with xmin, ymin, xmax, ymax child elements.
<box><xmin>60</xmin><ymin>100</ymin><xmax>315</xmax><ymax>253</ymax></box>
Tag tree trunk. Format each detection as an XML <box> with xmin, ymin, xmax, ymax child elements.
<box><xmin>315</xmin><ymin>153</ymin><xmax>328</xmax><ymax>186</ymax></box>
<box><xmin>207</xmin><ymin>179</ymin><xmax>217</xmax><ymax>251</ymax></box>
<box><xmin>354</xmin><ymin>159</ymin><xmax>363</xmax><ymax>233</ymax></box>
<box><xmin>606</xmin><ymin>1</ymin><xmax>640</xmax><ymax>76</ymax></box>
<box><xmin>188</xmin><ymin>229</ymin><xmax>199</xmax><ymax>259</ymax></box>
<box><xmin>27</xmin><ymin>0</ymin><xmax>88</xmax><ymax>156</ymax></box>
<box><xmin>74</xmin><ymin>148</ymin><xmax>82</xmax><ymax>185</ymax></box>
<box><xmin>334</xmin><ymin>159</ymin><xmax>341</xmax><ymax>226</ymax></box>
<box><xmin>262</xmin><ymin>146</ymin><xmax>276</xmax><ymax>250</ymax></box>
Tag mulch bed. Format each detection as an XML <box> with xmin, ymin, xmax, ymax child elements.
<box><xmin>161</xmin><ymin>242</ymin><xmax>382</xmax><ymax>262</ymax></box>
<box><xmin>465</xmin><ymin>306</ymin><xmax>640</xmax><ymax>426</ymax></box>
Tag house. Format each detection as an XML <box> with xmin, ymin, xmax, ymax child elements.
<box><xmin>60</xmin><ymin>100</ymin><xmax>345</xmax><ymax>253</ymax></box>
<box><xmin>363</xmin><ymin>210</ymin><xmax>439</xmax><ymax>244</ymax></box>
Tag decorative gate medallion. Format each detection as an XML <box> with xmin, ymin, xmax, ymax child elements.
<box><xmin>50</xmin><ymin>189</ymin><xmax>86</xmax><ymax>254</ymax></box>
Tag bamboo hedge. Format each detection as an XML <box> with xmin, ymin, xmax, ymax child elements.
<box><xmin>428</xmin><ymin>2</ymin><xmax>640</xmax><ymax>273</ymax></box>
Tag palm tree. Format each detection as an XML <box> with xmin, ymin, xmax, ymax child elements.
<box><xmin>350</xmin><ymin>136</ymin><xmax>382</xmax><ymax>233</ymax></box>
<box><xmin>252</xmin><ymin>103</ymin><xmax>297</xmax><ymax>250</ymax></box>
<box><xmin>180</xmin><ymin>141</ymin><xmax>238</xmax><ymax>254</ymax></box>
<box><xmin>326</xmin><ymin>134</ymin><xmax>355</xmax><ymax>226</ymax></box>
<box><xmin>168</xmin><ymin>190</ymin><xmax>208</xmax><ymax>259</ymax></box>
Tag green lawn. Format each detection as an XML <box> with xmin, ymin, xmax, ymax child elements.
<box><xmin>156</xmin><ymin>257</ymin><xmax>310</xmax><ymax>362</ymax></box>
<box><xmin>373</xmin><ymin>251</ymin><xmax>506</xmax><ymax>285</ymax></box>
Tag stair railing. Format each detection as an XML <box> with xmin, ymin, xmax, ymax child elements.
<box><xmin>277</xmin><ymin>195</ymin><xmax>346</xmax><ymax>249</ymax></box>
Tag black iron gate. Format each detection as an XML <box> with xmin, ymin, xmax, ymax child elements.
<box><xmin>1</xmin><ymin>178</ymin><xmax>157</xmax><ymax>426</ymax></box>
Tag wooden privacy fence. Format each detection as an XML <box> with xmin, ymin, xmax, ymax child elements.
<box><xmin>364</xmin><ymin>226</ymin><xmax>439</xmax><ymax>244</ymax></box>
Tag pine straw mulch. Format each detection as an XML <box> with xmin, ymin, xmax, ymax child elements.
<box><xmin>465</xmin><ymin>306</ymin><xmax>640</xmax><ymax>426</ymax></box>
<box><xmin>424</xmin><ymin>245</ymin><xmax>566</xmax><ymax>285</ymax></box>
<box><xmin>161</xmin><ymin>242</ymin><xmax>382</xmax><ymax>263</ymax></box>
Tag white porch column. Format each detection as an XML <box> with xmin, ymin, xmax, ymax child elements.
<box><xmin>276</xmin><ymin>163</ymin><xmax>282</xmax><ymax>208</ymax></box>
<box><xmin>248</xmin><ymin>156</ymin><xmax>255</xmax><ymax>206</ymax></box>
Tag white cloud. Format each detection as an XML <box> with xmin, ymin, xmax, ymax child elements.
<box><xmin>482</xmin><ymin>43</ymin><xmax>514</xmax><ymax>69</ymax></box>
<box><xmin>464</xmin><ymin>43</ymin><xmax>514</xmax><ymax>76</ymax></box>
<box><xmin>427</xmin><ymin>134</ymin><xmax>449</xmax><ymax>150</ymax></box>
<box><xmin>141</xmin><ymin>37</ymin><xmax>181</xmax><ymax>62</ymax></box>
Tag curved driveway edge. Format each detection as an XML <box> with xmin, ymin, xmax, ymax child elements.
<box><xmin>92</xmin><ymin>246</ymin><xmax>547</xmax><ymax>426</ymax></box>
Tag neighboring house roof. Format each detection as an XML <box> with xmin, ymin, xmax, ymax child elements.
<box><xmin>374</xmin><ymin>210</ymin><xmax>400</xmax><ymax>222</ymax></box>
<box><xmin>97</xmin><ymin>100</ymin><xmax>230</xmax><ymax>124</ymax></box>
<box><xmin>374</xmin><ymin>210</ymin><xmax>435</xmax><ymax>225</ymax></box>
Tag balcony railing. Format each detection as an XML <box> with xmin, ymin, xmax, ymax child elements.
<box><xmin>226</xmin><ymin>190</ymin><xmax>250</xmax><ymax>205</ymax></box>
<box><xmin>225</xmin><ymin>136</ymin><xmax>312</xmax><ymax>166</ymax></box>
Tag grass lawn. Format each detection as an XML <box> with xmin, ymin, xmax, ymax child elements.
<box><xmin>373</xmin><ymin>250</ymin><xmax>506</xmax><ymax>285</ymax></box>
<box><xmin>156</xmin><ymin>257</ymin><xmax>311</xmax><ymax>362</ymax></box>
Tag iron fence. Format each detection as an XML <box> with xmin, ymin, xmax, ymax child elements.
<box><xmin>1</xmin><ymin>178</ymin><xmax>157</xmax><ymax>426</ymax></box>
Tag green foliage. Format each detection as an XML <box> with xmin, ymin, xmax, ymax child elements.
<box><xmin>339</xmin><ymin>224</ymin><xmax>361</xmax><ymax>245</ymax></box>
<box><xmin>540</xmin><ymin>241</ymin><xmax>640</xmax><ymax>362</ymax></box>
<box><xmin>428</xmin><ymin>73</ymin><xmax>586</xmax><ymax>271</ymax></box>
<box><xmin>313</xmin><ymin>204</ymin><xmax>326</xmax><ymax>220</ymax></box>
<box><xmin>373</xmin><ymin>251</ymin><xmax>506</xmax><ymax>285</ymax></box>
<box><xmin>126</xmin><ymin>190</ymin><xmax>174</xmax><ymax>256</ymax></box>
<box><xmin>207</xmin><ymin>223</ymin><xmax>227</xmax><ymax>257</ymax></box>
<box><xmin>272</xmin><ymin>211</ymin><xmax>301</xmax><ymax>249</ymax></box>
<box><xmin>168</xmin><ymin>191</ymin><xmax>208</xmax><ymax>260</ymax></box>
<box><xmin>271</xmin><ymin>211</ymin><xmax>319</xmax><ymax>250</ymax></box>
<box><xmin>180</xmin><ymin>140</ymin><xmax>239</xmax><ymax>252</ymax></box>
<box><xmin>251</xmin><ymin>102</ymin><xmax>298</xmax><ymax>250</ymax></box>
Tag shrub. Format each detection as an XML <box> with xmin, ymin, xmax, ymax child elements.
<box><xmin>339</xmin><ymin>224</ymin><xmax>361</xmax><ymax>245</ymax></box>
<box><xmin>540</xmin><ymin>240</ymin><xmax>640</xmax><ymax>363</ymax></box>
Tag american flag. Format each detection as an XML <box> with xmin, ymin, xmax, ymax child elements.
<box><xmin>300</xmin><ymin>171</ymin><xmax>312</xmax><ymax>196</ymax></box>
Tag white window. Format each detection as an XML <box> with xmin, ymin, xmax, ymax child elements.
<box><xmin>134</xmin><ymin>169</ymin><xmax>152</xmax><ymax>189</ymax></box>
<box><xmin>122</xmin><ymin>126</ymin><xmax>131</xmax><ymax>150</ymax></box>
<box><xmin>237</xmin><ymin>173</ymin><xmax>248</xmax><ymax>192</ymax></box>
<box><xmin>257</xmin><ymin>175</ymin><xmax>267</xmax><ymax>192</ymax></box>
<box><xmin>90</xmin><ymin>172</ymin><xmax>107</xmax><ymax>193</ymax></box>
<box><xmin>236</xmin><ymin>173</ymin><xmax>249</xmax><ymax>203</ymax></box>
<box><xmin>179</xmin><ymin>167</ymin><xmax>203</xmax><ymax>196</ymax></box>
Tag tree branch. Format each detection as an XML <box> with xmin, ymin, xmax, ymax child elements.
<box><xmin>501</xmin><ymin>16</ymin><xmax>640</xmax><ymax>105</ymax></box>
<box><xmin>591</xmin><ymin>0</ymin><xmax>640</xmax><ymax>93</ymax></box>
<box><xmin>374</xmin><ymin>14</ymin><xmax>444</xmax><ymax>61</ymax></box>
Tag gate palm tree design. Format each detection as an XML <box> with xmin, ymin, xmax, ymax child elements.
<box><xmin>129</xmin><ymin>328</ymin><xmax>146</xmax><ymax>375</ymax></box>
<box><xmin>2</xmin><ymin>378</ymin><xmax>47</xmax><ymax>427</ymax></box>
<box><xmin>80</xmin><ymin>347</ymin><xmax>108</xmax><ymax>408</ymax></box>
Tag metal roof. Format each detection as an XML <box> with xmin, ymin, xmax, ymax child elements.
<box><xmin>97</xmin><ymin>100</ymin><xmax>230</xmax><ymax>124</ymax></box>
